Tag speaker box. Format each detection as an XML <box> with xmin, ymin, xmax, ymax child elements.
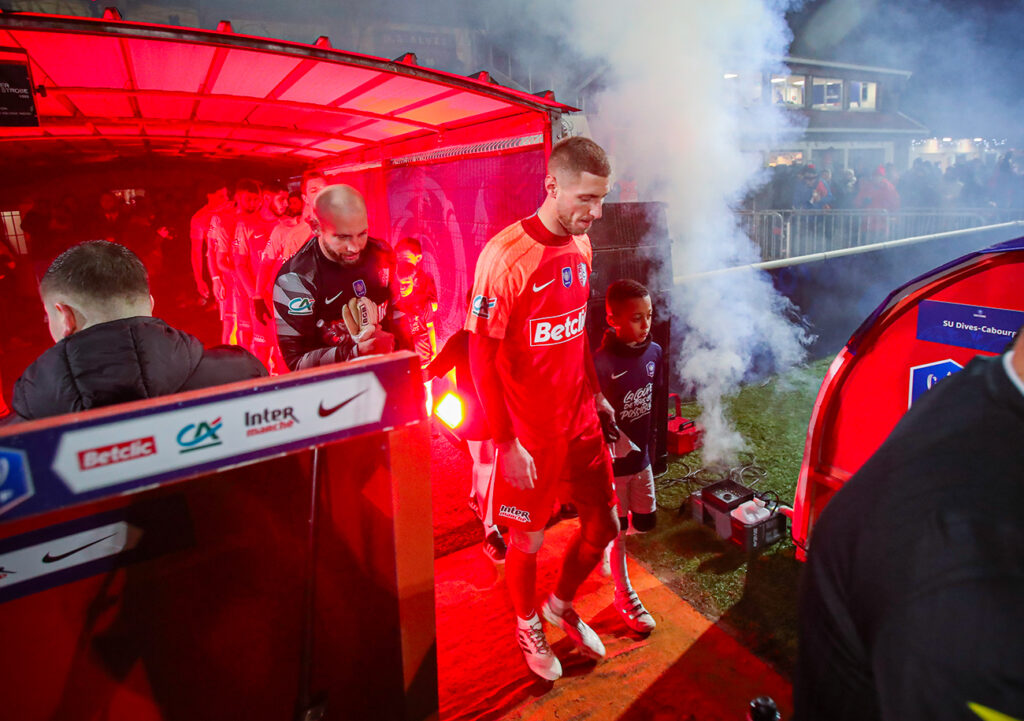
<box><xmin>587</xmin><ymin>202</ymin><xmax>672</xmax><ymax>300</ymax></box>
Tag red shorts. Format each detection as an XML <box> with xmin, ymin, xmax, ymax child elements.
<box><xmin>488</xmin><ymin>421</ymin><xmax>615</xmax><ymax>532</ymax></box>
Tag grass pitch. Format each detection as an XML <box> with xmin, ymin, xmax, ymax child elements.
<box><xmin>629</xmin><ymin>357</ymin><xmax>832</xmax><ymax>677</ymax></box>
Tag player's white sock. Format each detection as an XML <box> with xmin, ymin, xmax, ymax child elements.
<box><xmin>517</xmin><ymin>611</ymin><xmax>540</xmax><ymax>628</ymax></box>
<box><xmin>546</xmin><ymin>592</ymin><xmax>571</xmax><ymax>616</ymax></box>
<box><xmin>610</xmin><ymin>532</ymin><xmax>632</xmax><ymax>596</ymax></box>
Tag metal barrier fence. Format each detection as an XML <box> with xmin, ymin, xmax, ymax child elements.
<box><xmin>739</xmin><ymin>209</ymin><xmax>1024</xmax><ymax>261</ymax></box>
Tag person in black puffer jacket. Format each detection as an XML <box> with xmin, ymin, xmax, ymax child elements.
<box><xmin>9</xmin><ymin>240</ymin><xmax>266</xmax><ymax>422</ymax></box>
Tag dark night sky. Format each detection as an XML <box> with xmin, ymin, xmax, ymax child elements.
<box><xmin>8</xmin><ymin>0</ymin><xmax>1021</xmax><ymax>141</ymax></box>
<box><xmin>787</xmin><ymin>0</ymin><xmax>1024</xmax><ymax>141</ymax></box>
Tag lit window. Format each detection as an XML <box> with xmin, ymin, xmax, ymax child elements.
<box><xmin>767</xmin><ymin>150</ymin><xmax>805</xmax><ymax>167</ymax></box>
<box><xmin>1</xmin><ymin>210</ymin><xmax>27</xmax><ymax>255</ymax></box>
<box><xmin>811</xmin><ymin>77</ymin><xmax>843</xmax><ymax>110</ymax></box>
<box><xmin>848</xmin><ymin>81</ymin><xmax>877</xmax><ymax>110</ymax></box>
<box><xmin>113</xmin><ymin>189</ymin><xmax>145</xmax><ymax>206</ymax></box>
<box><xmin>771</xmin><ymin>74</ymin><xmax>805</xmax><ymax>107</ymax></box>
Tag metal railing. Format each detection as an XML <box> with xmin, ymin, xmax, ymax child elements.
<box><xmin>738</xmin><ymin>209</ymin><xmax>1024</xmax><ymax>261</ymax></box>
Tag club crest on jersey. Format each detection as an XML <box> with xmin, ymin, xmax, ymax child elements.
<box><xmin>288</xmin><ymin>296</ymin><xmax>314</xmax><ymax>315</ymax></box>
<box><xmin>561</xmin><ymin>266</ymin><xmax>572</xmax><ymax>288</ymax></box>
<box><xmin>353</xmin><ymin>279</ymin><xmax>367</xmax><ymax>297</ymax></box>
<box><xmin>471</xmin><ymin>294</ymin><xmax>497</xmax><ymax>319</ymax></box>
<box><xmin>577</xmin><ymin>262</ymin><xmax>587</xmax><ymax>287</ymax></box>
<box><xmin>379</xmin><ymin>268</ymin><xmax>389</xmax><ymax>287</ymax></box>
<box><xmin>647</xmin><ymin>360</ymin><xmax>656</xmax><ymax>378</ymax></box>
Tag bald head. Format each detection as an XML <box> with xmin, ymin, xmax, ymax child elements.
<box><xmin>314</xmin><ymin>184</ymin><xmax>366</xmax><ymax>223</ymax></box>
<box><xmin>315</xmin><ymin>184</ymin><xmax>370</xmax><ymax>266</ymax></box>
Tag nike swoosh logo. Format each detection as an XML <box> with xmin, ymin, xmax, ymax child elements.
<box><xmin>318</xmin><ymin>390</ymin><xmax>367</xmax><ymax>418</ymax></box>
<box><xmin>42</xmin><ymin>533</ymin><xmax>117</xmax><ymax>564</ymax></box>
<box><xmin>325</xmin><ymin>291</ymin><xmax>345</xmax><ymax>305</ymax></box>
<box><xmin>532</xmin><ymin>279</ymin><xmax>555</xmax><ymax>292</ymax></box>
<box><xmin>611</xmin><ymin>370</ymin><xmax>629</xmax><ymax>379</ymax></box>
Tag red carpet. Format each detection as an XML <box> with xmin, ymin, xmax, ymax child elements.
<box><xmin>435</xmin><ymin>520</ymin><xmax>792</xmax><ymax>721</ymax></box>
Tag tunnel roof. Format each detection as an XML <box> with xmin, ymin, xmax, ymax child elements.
<box><xmin>0</xmin><ymin>10</ymin><xmax>572</xmax><ymax>175</ymax></box>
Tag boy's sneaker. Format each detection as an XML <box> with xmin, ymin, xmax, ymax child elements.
<box><xmin>516</xmin><ymin>616</ymin><xmax>562</xmax><ymax>681</ymax></box>
<box><xmin>614</xmin><ymin>590</ymin><xmax>656</xmax><ymax>633</ymax></box>
<box><xmin>541</xmin><ymin>599</ymin><xmax>606</xmax><ymax>660</ymax></box>
<box><xmin>482</xmin><ymin>530</ymin><xmax>507</xmax><ymax>563</ymax></box>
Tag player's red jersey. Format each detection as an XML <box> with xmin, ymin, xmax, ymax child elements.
<box><xmin>465</xmin><ymin>214</ymin><xmax>597</xmax><ymax>449</ymax></box>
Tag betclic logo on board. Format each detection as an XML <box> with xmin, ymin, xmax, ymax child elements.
<box><xmin>50</xmin><ymin>373</ymin><xmax>386</xmax><ymax>494</ymax></box>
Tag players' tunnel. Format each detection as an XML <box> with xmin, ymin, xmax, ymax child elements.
<box><xmin>0</xmin><ymin>11</ymin><xmax>583</xmax><ymax>717</ymax></box>
<box><xmin>0</xmin><ymin>9</ymin><xmax>572</xmax><ymax>354</ymax></box>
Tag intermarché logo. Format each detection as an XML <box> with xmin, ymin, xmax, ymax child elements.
<box><xmin>176</xmin><ymin>418</ymin><xmax>223</xmax><ymax>454</ymax></box>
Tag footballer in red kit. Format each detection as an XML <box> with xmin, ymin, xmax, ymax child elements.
<box><xmin>466</xmin><ymin>214</ymin><xmax>609</xmax><ymax>526</ymax></box>
<box><xmin>466</xmin><ymin>136</ymin><xmax>620</xmax><ymax>682</ymax></box>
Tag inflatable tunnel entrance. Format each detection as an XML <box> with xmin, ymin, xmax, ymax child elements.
<box><xmin>792</xmin><ymin>236</ymin><xmax>1024</xmax><ymax>558</ymax></box>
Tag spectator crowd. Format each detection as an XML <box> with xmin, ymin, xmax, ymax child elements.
<box><xmin>746</xmin><ymin>150</ymin><xmax>1024</xmax><ymax>212</ymax></box>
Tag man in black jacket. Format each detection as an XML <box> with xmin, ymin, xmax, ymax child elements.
<box><xmin>10</xmin><ymin>240</ymin><xmax>266</xmax><ymax>421</ymax></box>
<box><xmin>795</xmin><ymin>326</ymin><xmax>1024</xmax><ymax>720</ymax></box>
<box><xmin>272</xmin><ymin>184</ymin><xmax>400</xmax><ymax>370</ymax></box>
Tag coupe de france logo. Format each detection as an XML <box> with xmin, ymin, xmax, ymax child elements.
<box><xmin>0</xmin><ymin>448</ymin><xmax>34</xmax><ymax>518</ymax></box>
<box><xmin>908</xmin><ymin>359</ymin><xmax>963</xmax><ymax>408</ymax></box>
<box><xmin>577</xmin><ymin>262</ymin><xmax>587</xmax><ymax>287</ymax></box>
<box><xmin>561</xmin><ymin>267</ymin><xmax>572</xmax><ymax>288</ymax></box>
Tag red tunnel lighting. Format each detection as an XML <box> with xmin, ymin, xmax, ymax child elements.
<box><xmin>434</xmin><ymin>393</ymin><xmax>464</xmax><ymax>430</ymax></box>
<box><xmin>0</xmin><ymin>12</ymin><xmax>575</xmax><ymax>171</ymax></box>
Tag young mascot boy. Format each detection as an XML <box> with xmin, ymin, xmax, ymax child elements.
<box><xmin>593</xmin><ymin>279</ymin><xmax>661</xmax><ymax>633</ymax></box>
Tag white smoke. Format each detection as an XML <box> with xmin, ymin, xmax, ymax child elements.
<box><xmin>541</xmin><ymin>0</ymin><xmax>812</xmax><ymax>463</ymax></box>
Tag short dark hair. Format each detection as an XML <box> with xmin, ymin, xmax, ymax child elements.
<box><xmin>41</xmin><ymin>241</ymin><xmax>149</xmax><ymax>304</ymax></box>
<box><xmin>605</xmin><ymin>278</ymin><xmax>650</xmax><ymax>314</ymax></box>
<box><xmin>301</xmin><ymin>170</ymin><xmax>326</xmax><ymax>194</ymax></box>
<box><xmin>549</xmin><ymin>136</ymin><xmax>611</xmax><ymax>179</ymax></box>
<box><xmin>395</xmin><ymin>237</ymin><xmax>422</xmax><ymax>255</ymax></box>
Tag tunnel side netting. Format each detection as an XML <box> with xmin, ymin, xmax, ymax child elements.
<box><xmin>383</xmin><ymin>148</ymin><xmax>546</xmax><ymax>341</ymax></box>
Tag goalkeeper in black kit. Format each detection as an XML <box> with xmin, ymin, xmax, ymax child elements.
<box><xmin>273</xmin><ymin>184</ymin><xmax>406</xmax><ymax>370</ymax></box>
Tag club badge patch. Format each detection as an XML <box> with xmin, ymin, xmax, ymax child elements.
<box><xmin>561</xmin><ymin>267</ymin><xmax>572</xmax><ymax>288</ymax></box>
<box><xmin>577</xmin><ymin>262</ymin><xmax>587</xmax><ymax>287</ymax></box>
<box><xmin>646</xmin><ymin>360</ymin><xmax>656</xmax><ymax>378</ymax></box>
<box><xmin>471</xmin><ymin>295</ymin><xmax>497</xmax><ymax>319</ymax></box>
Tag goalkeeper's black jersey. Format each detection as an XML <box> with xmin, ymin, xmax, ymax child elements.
<box><xmin>273</xmin><ymin>236</ymin><xmax>400</xmax><ymax>370</ymax></box>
